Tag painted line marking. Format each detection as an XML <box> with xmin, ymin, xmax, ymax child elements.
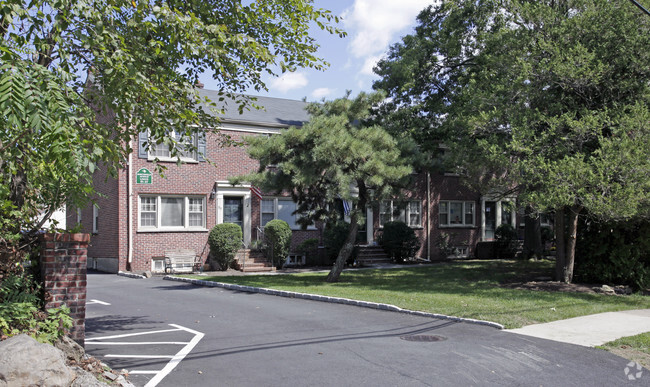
<box><xmin>86</xmin><ymin>341</ymin><xmax>190</xmax><ymax>346</ymax></box>
<box><xmin>87</xmin><ymin>299</ymin><xmax>111</xmax><ymax>305</ymax></box>
<box><xmin>85</xmin><ymin>324</ymin><xmax>204</xmax><ymax>387</ymax></box>
<box><xmin>145</xmin><ymin>324</ymin><xmax>204</xmax><ymax>387</ymax></box>
<box><xmin>105</xmin><ymin>355</ymin><xmax>175</xmax><ymax>359</ymax></box>
<box><xmin>86</xmin><ymin>327</ymin><xmax>185</xmax><ymax>341</ymax></box>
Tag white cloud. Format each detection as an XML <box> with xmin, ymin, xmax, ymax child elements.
<box><xmin>341</xmin><ymin>0</ymin><xmax>435</xmax><ymax>83</ymax></box>
<box><xmin>311</xmin><ymin>87</ymin><xmax>334</xmax><ymax>99</ymax></box>
<box><xmin>343</xmin><ymin>0</ymin><xmax>435</xmax><ymax>59</ymax></box>
<box><xmin>269</xmin><ymin>72</ymin><xmax>308</xmax><ymax>93</ymax></box>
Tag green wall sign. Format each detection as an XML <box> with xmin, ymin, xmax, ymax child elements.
<box><xmin>136</xmin><ymin>168</ymin><xmax>152</xmax><ymax>184</ymax></box>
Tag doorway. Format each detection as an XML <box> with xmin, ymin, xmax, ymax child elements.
<box><xmin>223</xmin><ymin>196</ymin><xmax>243</xmax><ymax>231</ymax></box>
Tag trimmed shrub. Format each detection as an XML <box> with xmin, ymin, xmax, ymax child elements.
<box><xmin>379</xmin><ymin>221</ymin><xmax>420</xmax><ymax>263</ymax></box>
<box><xmin>575</xmin><ymin>218</ymin><xmax>650</xmax><ymax>291</ymax></box>
<box><xmin>495</xmin><ymin>223</ymin><xmax>519</xmax><ymax>259</ymax></box>
<box><xmin>297</xmin><ymin>238</ymin><xmax>320</xmax><ymax>266</ymax></box>
<box><xmin>323</xmin><ymin>221</ymin><xmax>356</xmax><ymax>265</ymax></box>
<box><xmin>264</xmin><ymin>219</ymin><xmax>292</xmax><ymax>269</ymax></box>
<box><xmin>208</xmin><ymin>223</ymin><xmax>242</xmax><ymax>271</ymax></box>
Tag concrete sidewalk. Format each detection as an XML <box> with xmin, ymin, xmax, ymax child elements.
<box><xmin>506</xmin><ymin>309</ymin><xmax>650</xmax><ymax>347</ymax></box>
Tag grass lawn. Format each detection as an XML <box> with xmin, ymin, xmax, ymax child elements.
<box><xmin>598</xmin><ymin>332</ymin><xmax>650</xmax><ymax>370</ymax></box>
<box><xmin>187</xmin><ymin>260</ymin><xmax>650</xmax><ymax>329</ymax></box>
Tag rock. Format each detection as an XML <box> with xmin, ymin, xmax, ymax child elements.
<box><xmin>592</xmin><ymin>284</ymin><xmax>616</xmax><ymax>295</ymax></box>
<box><xmin>614</xmin><ymin>285</ymin><xmax>633</xmax><ymax>295</ymax></box>
<box><xmin>0</xmin><ymin>334</ymin><xmax>75</xmax><ymax>387</ymax></box>
<box><xmin>115</xmin><ymin>374</ymin><xmax>136</xmax><ymax>387</ymax></box>
<box><xmin>55</xmin><ymin>335</ymin><xmax>85</xmax><ymax>364</ymax></box>
<box><xmin>70</xmin><ymin>367</ymin><xmax>108</xmax><ymax>387</ymax></box>
<box><xmin>103</xmin><ymin>370</ymin><xmax>118</xmax><ymax>381</ymax></box>
<box><xmin>141</xmin><ymin>271</ymin><xmax>153</xmax><ymax>278</ymax></box>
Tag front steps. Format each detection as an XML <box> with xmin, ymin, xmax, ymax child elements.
<box><xmin>356</xmin><ymin>245</ymin><xmax>391</xmax><ymax>265</ymax></box>
<box><xmin>235</xmin><ymin>249</ymin><xmax>275</xmax><ymax>272</ymax></box>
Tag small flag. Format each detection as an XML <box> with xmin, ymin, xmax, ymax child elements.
<box><xmin>250</xmin><ymin>186</ymin><xmax>263</xmax><ymax>200</ymax></box>
<box><xmin>342</xmin><ymin>198</ymin><xmax>351</xmax><ymax>216</ymax></box>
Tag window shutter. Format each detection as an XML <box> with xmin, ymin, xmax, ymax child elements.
<box><xmin>138</xmin><ymin>131</ymin><xmax>148</xmax><ymax>158</ymax></box>
<box><xmin>197</xmin><ymin>132</ymin><xmax>206</xmax><ymax>162</ymax></box>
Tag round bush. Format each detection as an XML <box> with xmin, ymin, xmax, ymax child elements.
<box><xmin>378</xmin><ymin>221</ymin><xmax>420</xmax><ymax>263</ymax></box>
<box><xmin>208</xmin><ymin>223</ymin><xmax>242</xmax><ymax>271</ymax></box>
<box><xmin>264</xmin><ymin>219</ymin><xmax>292</xmax><ymax>269</ymax></box>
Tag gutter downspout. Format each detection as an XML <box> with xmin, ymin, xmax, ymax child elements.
<box><xmin>426</xmin><ymin>171</ymin><xmax>431</xmax><ymax>261</ymax></box>
<box><xmin>128</xmin><ymin>139</ymin><xmax>133</xmax><ymax>268</ymax></box>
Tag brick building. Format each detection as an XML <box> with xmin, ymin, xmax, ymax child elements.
<box><xmin>69</xmin><ymin>89</ymin><xmax>517</xmax><ymax>273</ymax></box>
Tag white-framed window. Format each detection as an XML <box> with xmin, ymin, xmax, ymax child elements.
<box><xmin>379</xmin><ymin>200</ymin><xmax>422</xmax><ymax>227</ymax></box>
<box><xmin>149</xmin><ymin>131</ymin><xmax>198</xmax><ymax>161</ymax></box>
<box><xmin>260</xmin><ymin>198</ymin><xmax>314</xmax><ymax>230</ymax></box>
<box><xmin>139</xmin><ymin>195</ymin><xmax>206</xmax><ymax>231</ymax></box>
<box><xmin>439</xmin><ymin>201</ymin><xmax>475</xmax><ymax>227</ymax></box>
<box><xmin>92</xmin><ymin>204</ymin><xmax>99</xmax><ymax>234</ymax></box>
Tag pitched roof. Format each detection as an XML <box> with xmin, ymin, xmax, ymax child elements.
<box><xmin>197</xmin><ymin>89</ymin><xmax>309</xmax><ymax>128</ymax></box>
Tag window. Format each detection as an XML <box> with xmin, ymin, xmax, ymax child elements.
<box><xmin>149</xmin><ymin>131</ymin><xmax>198</xmax><ymax>161</ymax></box>
<box><xmin>92</xmin><ymin>204</ymin><xmax>99</xmax><ymax>234</ymax></box>
<box><xmin>139</xmin><ymin>196</ymin><xmax>206</xmax><ymax>230</ymax></box>
<box><xmin>379</xmin><ymin>200</ymin><xmax>422</xmax><ymax>227</ymax></box>
<box><xmin>440</xmin><ymin>201</ymin><xmax>475</xmax><ymax>227</ymax></box>
<box><xmin>260</xmin><ymin>198</ymin><xmax>314</xmax><ymax>230</ymax></box>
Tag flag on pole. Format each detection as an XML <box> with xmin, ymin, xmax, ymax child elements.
<box><xmin>340</xmin><ymin>196</ymin><xmax>351</xmax><ymax>216</ymax></box>
<box><xmin>250</xmin><ymin>185</ymin><xmax>263</xmax><ymax>200</ymax></box>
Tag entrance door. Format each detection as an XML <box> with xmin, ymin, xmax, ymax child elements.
<box><xmin>223</xmin><ymin>197</ymin><xmax>243</xmax><ymax>230</ymax></box>
<box><xmin>484</xmin><ymin>201</ymin><xmax>496</xmax><ymax>240</ymax></box>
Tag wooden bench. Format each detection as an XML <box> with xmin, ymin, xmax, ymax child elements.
<box><xmin>164</xmin><ymin>249</ymin><xmax>202</xmax><ymax>274</ymax></box>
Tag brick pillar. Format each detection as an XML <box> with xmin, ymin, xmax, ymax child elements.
<box><xmin>40</xmin><ymin>233</ymin><xmax>89</xmax><ymax>347</ymax></box>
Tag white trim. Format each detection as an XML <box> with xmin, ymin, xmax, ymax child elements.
<box><xmin>215</xmin><ymin>182</ymin><xmax>251</xmax><ymax>247</ymax></box>
<box><xmin>92</xmin><ymin>204</ymin><xmax>99</xmax><ymax>234</ymax></box>
<box><xmin>138</xmin><ymin>195</ymin><xmax>207</xmax><ymax>232</ymax></box>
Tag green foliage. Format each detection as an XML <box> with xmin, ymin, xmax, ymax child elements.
<box><xmin>323</xmin><ymin>221</ymin><xmax>354</xmax><ymax>264</ymax></box>
<box><xmin>0</xmin><ymin>303</ymin><xmax>72</xmax><ymax>344</ymax></box>
<box><xmin>374</xmin><ymin>0</ymin><xmax>650</xmax><ymax>281</ymax></box>
<box><xmin>0</xmin><ymin>272</ymin><xmax>41</xmax><ymax>304</ymax></box>
<box><xmin>378</xmin><ymin>221</ymin><xmax>420</xmax><ymax>262</ymax></box>
<box><xmin>264</xmin><ymin>219</ymin><xmax>292</xmax><ymax>269</ymax></box>
<box><xmin>208</xmin><ymin>223</ymin><xmax>242</xmax><ymax>271</ymax></box>
<box><xmin>297</xmin><ymin>238</ymin><xmax>320</xmax><ymax>266</ymax></box>
<box><xmin>575</xmin><ymin>218</ymin><xmax>650</xmax><ymax>290</ymax></box>
<box><xmin>1</xmin><ymin>0</ymin><xmax>343</xmax><ymax>265</ymax></box>
<box><xmin>238</xmin><ymin>91</ymin><xmax>417</xmax><ymax>281</ymax></box>
<box><xmin>494</xmin><ymin>224</ymin><xmax>519</xmax><ymax>259</ymax></box>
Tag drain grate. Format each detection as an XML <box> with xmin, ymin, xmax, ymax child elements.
<box><xmin>399</xmin><ymin>335</ymin><xmax>447</xmax><ymax>342</ymax></box>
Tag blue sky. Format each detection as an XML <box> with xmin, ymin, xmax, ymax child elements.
<box><xmin>199</xmin><ymin>0</ymin><xmax>437</xmax><ymax>102</ymax></box>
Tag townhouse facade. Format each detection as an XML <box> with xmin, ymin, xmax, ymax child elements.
<box><xmin>69</xmin><ymin>88</ymin><xmax>518</xmax><ymax>273</ymax></box>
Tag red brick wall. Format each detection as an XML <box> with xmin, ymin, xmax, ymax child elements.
<box><xmin>39</xmin><ymin>233</ymin><xmax>88</xmax><ymax>347</ymax></box>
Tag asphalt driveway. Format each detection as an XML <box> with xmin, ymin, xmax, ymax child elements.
<box><xmin>85</xmin><ymin>272</ymin><xmax>646</xmax><ymax>386</ymax></box>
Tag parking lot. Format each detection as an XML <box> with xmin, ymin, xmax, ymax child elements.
<box><xmin>85</xmin><ymin>272</ymin><xmax>639</xmax><ymax>386</ymax></box>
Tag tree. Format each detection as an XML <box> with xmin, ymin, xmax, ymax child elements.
<box><xmin>0</xmin><ymin>0</ymin><xmax>344</xmax><ymax>268</ymax></box>
<box><xmin>374</xmin><ymin>0</ymin><xmax>650</xmax><ymax>283</ymax></box>
<box><xmin>238</xmin><ymin>92</ymin><xmax>416</xmax><ymax>282</ymax></box>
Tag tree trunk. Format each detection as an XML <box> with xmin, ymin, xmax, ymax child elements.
<box><xmin>554</xmin><ymin>207</ymin><xmax>566</xmax><ymax>282</ymax></box>
<box><xmin>523</xmin><ymin>205</ymin><xmax>542</xmax><ymax>259</ymax></box>
<box><xmin>326</xmin><ymin>215</ymin><xmax>359</xmax><ymax>283</ymax></box>
<box><xmin>554</xmin><ymin>205</ymin><xmax>582</xmax><ymax>283</ymax></box>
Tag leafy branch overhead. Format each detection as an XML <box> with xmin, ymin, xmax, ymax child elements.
<box><xmin>0</xmin><ymin>0</ymin><xmax>343</xmax><ymax>263</ymax></box>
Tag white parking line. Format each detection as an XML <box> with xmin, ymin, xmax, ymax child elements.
<box><xmin>85</xmin><ymin>324</ymin><xmax>204</xmax><ymax>387</ymax></box>
<box><xmin>87</xmin><ymin>299</ymin><xmax>111</xmax><ymax>305</ymax></box>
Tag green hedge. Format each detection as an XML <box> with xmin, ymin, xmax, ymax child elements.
<box><xmin>575</xmin><ymin>218</ymin><xmax>650</xmax><ymax>290</ymax></box>
<box><xmin>264</xmin><ymin>219</ymin><xmax>292</xmax><ymax>269</ymax></box>
<box><xmin>208</xmin><ymin>223</ymin><xmax>242</xmax><ymax>271</ymax></box>
<box><xmin>379</xmin><ymin>221</ymin><xmax>420</xmax><ymax>263</ymax></box>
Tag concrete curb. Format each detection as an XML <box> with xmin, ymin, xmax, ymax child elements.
<box><xmin>163</xmin><ymin>275</ymin><xmax>505</xmax><ymax>330</ymax></box>
<box><xmin>117</xmin><ymin>271</ymin><xmax>146</xmax><ymax>279</ymax></box>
